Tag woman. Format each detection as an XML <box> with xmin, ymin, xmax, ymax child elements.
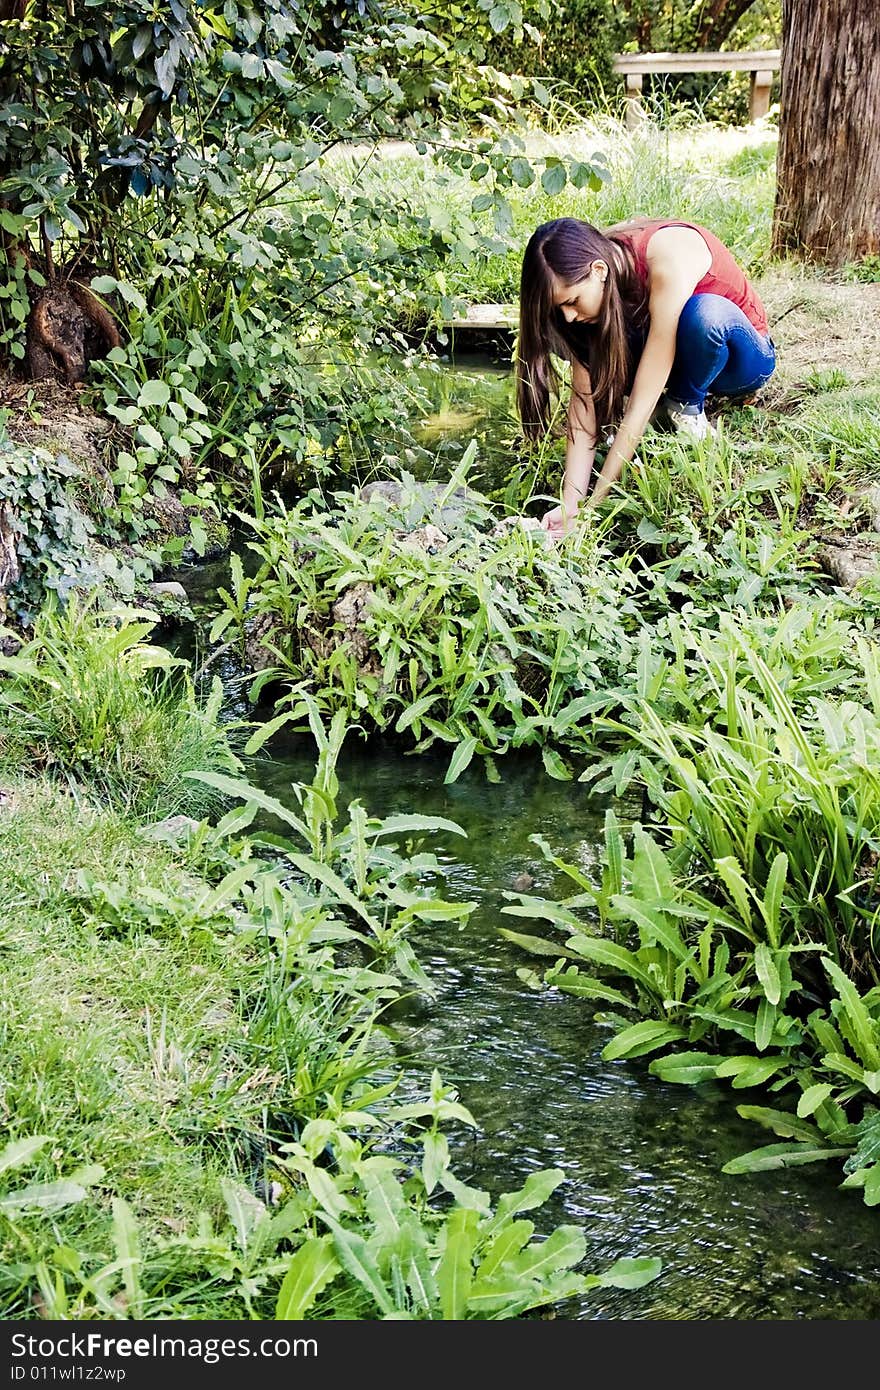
<box><xmin>516</xmin><ymin>216</ymin><xmax>776</xmax><ymax>537</ymax></box>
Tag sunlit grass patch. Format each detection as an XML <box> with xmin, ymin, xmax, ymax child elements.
<box><xmin>0</xmin><ymin>781</ymin><xmax>259</xmax><ymax>1279</ymax></box>
<box><xmin>789</xmin><ymin>388</ymin><xmax>880</xmax><ymax>476</ymax></box>
<box><xmin>488</xmin><ymin>117</ymin><xmax>775</xmax><ymax>292</ymax></box>
<box><xmin>720</xmin><ymin>139</ymin><xmax>777</xmax><ymax>178</ymax></box>
<box><xmin>340</xmin><ymin>116</ymin><xmax>777</xmax><ymax>315</ymax></box>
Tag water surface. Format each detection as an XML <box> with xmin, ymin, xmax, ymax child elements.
<box><xmin>253</xmin><ymin>733</ymin><xmax>880</xmax><ymax>1321</ymax></box>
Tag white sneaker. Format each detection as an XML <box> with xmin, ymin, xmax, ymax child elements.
<box><xmin>661</xmin><ymin>396</ymin><xmax>717</xmax><ymax>441</ymax></box>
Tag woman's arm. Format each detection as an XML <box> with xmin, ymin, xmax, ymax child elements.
<box><xmin>542</xmin><ymin>359</ymin><xmax>597</xmax><ymax>535</ymax></box>
<box><xmin>587</xmin><ymin>226</ymin><xmax>711</xmax><ymax>509</ymax></box>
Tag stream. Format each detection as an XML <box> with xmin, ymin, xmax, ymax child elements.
<box><xmin>170</xmin><ymin>353</ymin><xmax>880</xmax><ymax>1321</ymax></box>
<box><xmin>253</xmin><ymin>734</ymin><xmax>880</xmax><ymax>1321</ymax></box>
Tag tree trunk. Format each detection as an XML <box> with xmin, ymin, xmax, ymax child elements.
<box><xmin>772</xmin><ymin>0</ymin><xmax>880</xmax><ymax>266</ymax></box>
<box><xmin>24</xmin><ymin>279</ymin><xmax>122</xmax><ymax>383</ymax></box>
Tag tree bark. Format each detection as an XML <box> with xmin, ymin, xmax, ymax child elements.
<box><xmin>25</xmin><ymin>280</ymin><xmax>122</xmax><ymax>382</ymax></box>
<box><xmin>772</xmin><ymin>0</ymin><xmax>880</xmax><ymax>265</ymax></box>
<box><xmin>0</xmin><ymin>500</ymin><xmax>19</xmax><ymax>623</ymax></box>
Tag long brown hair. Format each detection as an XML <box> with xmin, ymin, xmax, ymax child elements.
<box><xmin>516</xmin><ymin>218</ymin><xmax>649</xmax><ymax>441</ymax></box>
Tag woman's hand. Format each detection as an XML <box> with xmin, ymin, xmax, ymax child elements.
<box><xmin>540</xmin><ymin>503</ymin><xmax>578</xmax><ymax>539</ymax></box>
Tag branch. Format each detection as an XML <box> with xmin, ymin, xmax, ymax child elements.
<box><xmin>696</xmin><ymin>0</ymin><xmax>761</xmax><ymax>50</ymax></box>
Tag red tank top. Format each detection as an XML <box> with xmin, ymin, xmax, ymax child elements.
<box><xmin>622</xmin><ymin>219</ymin><xmax>769</xmax><ymax>336</ymax></box>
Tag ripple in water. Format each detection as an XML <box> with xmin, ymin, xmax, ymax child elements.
<box><xmin>250</xmin><ymin>732</ymin><xmax>880</xmax><ymax>1320</ymax></box>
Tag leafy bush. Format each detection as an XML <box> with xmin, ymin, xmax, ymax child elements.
<box><xmin>1</xmin><ymin>2</ymin><xmax>606</xmax><ymax>519</ymax></box>
<box><xmin>212</xmin><ymin>467</ymin><xmax>647</xmax><ymax>782</ymax></box>
<box><xmin>485</xmin><ymin>0</ymin><xmax>617</xmax><ymax>112</ymax></box>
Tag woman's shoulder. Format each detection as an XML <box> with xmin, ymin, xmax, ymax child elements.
<box><xmin>605</xmin><ymin>216</ymin><xmax>658</xmax><ymax>236</ymax></box>
<box><xmin>607</xmin><ymin>217</ymin><xmax>714</xmax><ymax>242</ymax></box>
<box><xmin>642</xmin><ymin>223</ymin><xmax>714</xmax><ymax>276</ymax></box>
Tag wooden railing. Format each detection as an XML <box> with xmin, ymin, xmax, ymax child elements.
<box><xmin>613</xmin><ymin>50</ymin><xmax>782</xmax><ymax>128</ymax></box>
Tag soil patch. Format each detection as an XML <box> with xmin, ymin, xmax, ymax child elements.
<box><xmin>756</xmin><ymin>273</ymin><xmax>880</xmax><ymax>407</ymax></box>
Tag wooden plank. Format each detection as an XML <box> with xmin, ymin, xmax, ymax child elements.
<box><xmin>443</xmin><ymin>303</ymin><xmax>517</xmax><ymax>330</ymax></box>
<box><xmin>613</xmin><ymin>49</ymin><xmax>781</xmax><ymax>76</ymax></box>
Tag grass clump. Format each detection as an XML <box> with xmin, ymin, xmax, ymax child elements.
<box><xmin>789</xmin><ymin>388</ymin><xmax>880</xmax><ymax>476</ymax></box>
<box><xmin>503</xmin><ymin>620</ymin><xmax>880</xmax><ymax>1206</ymax></box>
<box><xmin>0</xmin><ymin>594</ymin><xmax>242</xmax><ymax>821</ymax></box>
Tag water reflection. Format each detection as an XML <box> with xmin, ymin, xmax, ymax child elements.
<box><xmin>326</xmin><ymin>350</ymin><xmax>550</xmax><ymax>506</ymax></box>
<box><xmin>410</xmin><ymin>354</ymin><xmax>517</xmax><ymax>483</ymax></box>
<box><xmin>254</xmin><ymin>733</ymin><xmax>880</xmax><ymax>1321</ymax></box>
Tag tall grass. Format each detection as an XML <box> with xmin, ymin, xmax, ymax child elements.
<box><xmin>618</xmin><ymin>639</ymin><xmax>880</xmax><ymax>982</ymax></box>
<box><xmin>0</xmin><ymin>595</ymin><xmax>242</xmax><ymax>820</ymax></box>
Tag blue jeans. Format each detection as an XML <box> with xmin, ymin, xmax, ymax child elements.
<box><xmin>664</xmin><ymin>293</ymin><xmax>776</xmax><ymax>411</ymax></box>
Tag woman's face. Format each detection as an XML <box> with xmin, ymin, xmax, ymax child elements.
<box><xmin>551</xmin><ymin>262</ymin><xmax>608</xmax><ymax>325</ymax></box>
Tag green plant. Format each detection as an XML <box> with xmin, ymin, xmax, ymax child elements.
<box><xmin>498</xmin><ymin>616</ymin><xmax>880</xmax><ymax>1204</ymax></box>
<box><xmin>433</xmin><ymin>118</ymin><xmax>776</xmax><ymax>311</ymax></box>
<box><xmin>802</xmin><ymin>368</ymin><xmax>851</xmax><ymax>393</ymax></box>
<box><xmin>843</xmin><ymin>253</ymin><xmax>880</xmax><ymax>284</ymax></box>
<box><xmin>0</xmin><ymin>434</ymin><xmax>146</xmax><ymax>625</ymax></box>
<box><xmin>499</xmin><ymin>809</ymin><xmax>880</xmax><ymax>1203</ymax></box>
<box><xmin>3</xmin><ymin>1104</ymin><xmax>661</xmax><ymax>1319</ymax></box>
<box><xmin>0</xmin><ymin>593</ymin><xmax>242</xmax><ymax>818</ymax></box>
<box><xmin>273</xmin><ymin>1071</ymin><xmax>661</xmax><ymax>1319</ymax></box>
<box><xmin>0</xmin><ymin>722</ymin><xmax>667</xmax><ymax>1319</ymax></box>
<box><xmin>791</xmin><ymin>390</ymin><xmax>880</xmax><ymax>475</ymax></box>
<box><xmin>485</xmin><ymin>0</ymin><xmax>617</xmax><ymax>115</ymax></box>
<box><xmin>188</xmin><ymin>692</ymin><xmax>477</xmax><ymax>985</ymax></box>
<box><xmin>638</xmin><ymin>666</ymin><xmax>880</xmax><ymax>975</ymax></box>
<box><xmin>0</xmin><ymin>1136</ymin><xmax>105</xmax><ymax>1224</ymax></box>
<box><xmin>212</xmin><ymin>464</ymin><xmax>645</xmax><ymax>783</ymax></box>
